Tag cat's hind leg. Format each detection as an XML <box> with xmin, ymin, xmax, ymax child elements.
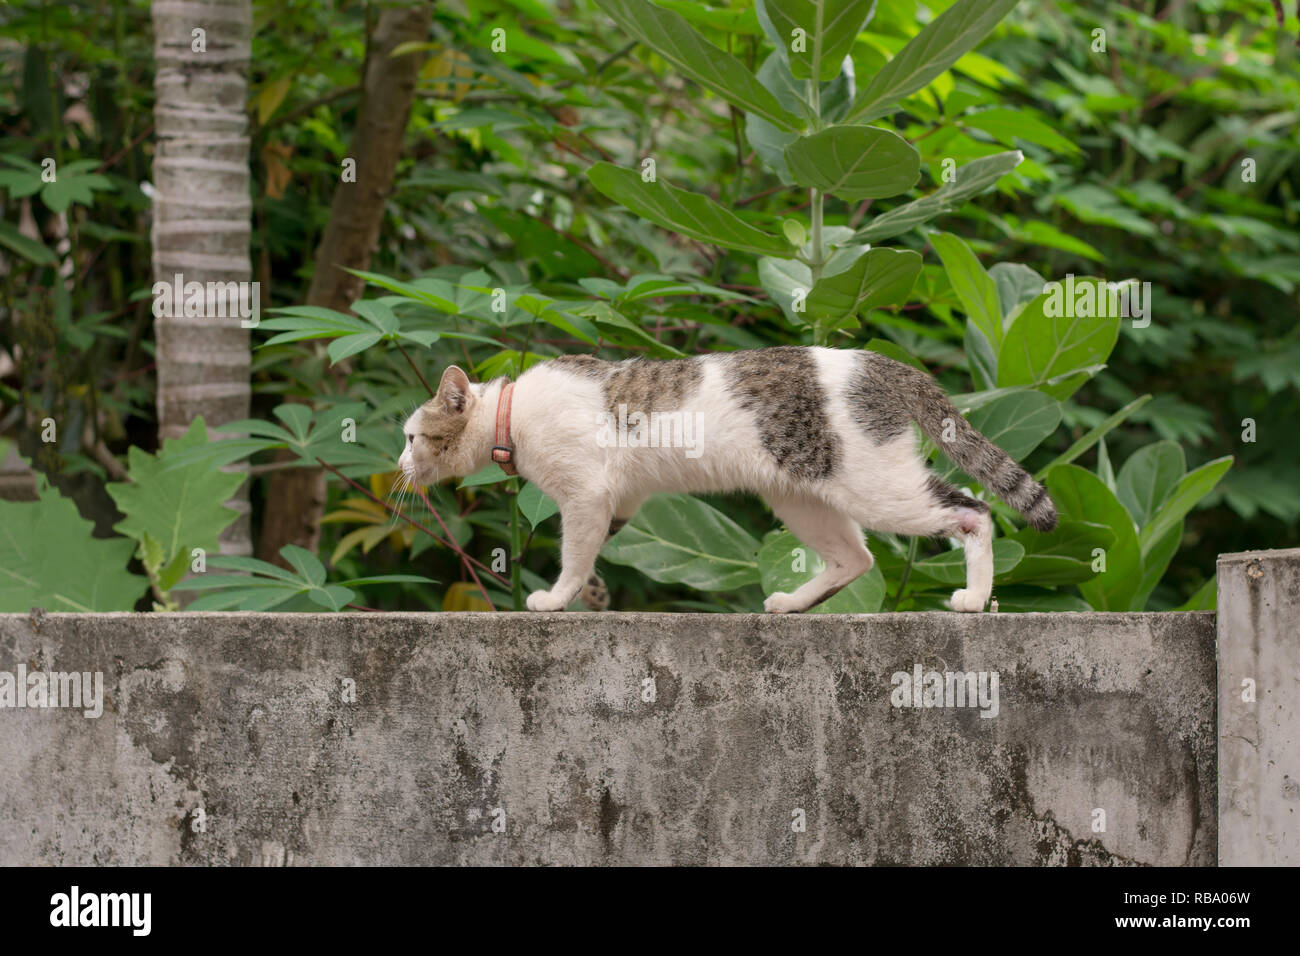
<box><xmin>763</xmin><ymin>495</ymin><xmax>873</xmax><ymax>613</ymax></box>
<box><xmin>947</xmin><ymin>506</ymin><xmax>993</xmax><ymax>612</ymax></box>
<box><xmin>926</xmin><ymin>477</ymin><xmax>994</xmax><ymax>612</ymax></box>
<box><xmin>862</xmin><ymin>476</ymin><xmax>993</xmax><ymax>612</ymax></box>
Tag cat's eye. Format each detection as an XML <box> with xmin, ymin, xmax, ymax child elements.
<box><xmin>405</xmin><ymin>433</ymin><xmax>414</xmax><ymax>444</ymax></box>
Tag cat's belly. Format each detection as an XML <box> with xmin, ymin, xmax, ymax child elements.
<box><xmin>605</xmin><ymin>442</ymin><xmax>785</xmax><ymax>497</ymax></box>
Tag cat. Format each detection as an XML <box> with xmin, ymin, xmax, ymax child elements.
<box><xmin>397</xmin><ymin>347</ymin><xmax>1057</xmax><ymax>613</ymax></box>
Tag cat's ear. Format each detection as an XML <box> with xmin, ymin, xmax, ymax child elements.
<box><xmin>438</xmin><ymin>365</ymin><xmax>473</xmax><ymax>415</ymax></box>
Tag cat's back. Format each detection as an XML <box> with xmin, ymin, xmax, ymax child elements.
<box><xmin>541</xmin><ymin>346</ymin><xmax>852</xmax><ymax>401</ymax></box>
<box><xmin>543</xmin><ymin>352</ymin><xmax>708</xmax><ymax>414</ymax></box>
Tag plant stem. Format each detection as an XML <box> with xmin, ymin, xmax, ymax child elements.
<box><xmin>810</xmin><ymin>188</ymin><xmax>824</xmax><ymax>283</ymax></box>
<box><xmin>414</xmin><ymin>486</ymin><xmax>496</xmax><ymax>611</ymax></box>
<box><xmin>509</xmin><ymin>479</ymin><xmax>524</xmax><ymax>610</ymax></box>
<box><xmin>807</xmin><ymin>80</ymin><xmax>827</xmax><ymax>337</ymax></box>
<box><xmin>314</xmin><ymin>457</ymin><xmax>508</xmax><ymax>588</ymax></box>
<box><xmin>395</xmin><ymin>342</ymin><xmax>435</xmax><ymax>398</ymax></box>
<box><xmin>890</xmin><ymin>537</ymin><xmax>920</xmax><ymax>612</ymax></box>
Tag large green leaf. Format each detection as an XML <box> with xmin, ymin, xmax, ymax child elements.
<box><xmin>758</xmin><ymin>256</ymin><xmax>813</xmax><ymax>323</ymax></box>
<box><xmin>988</xmin><ymin>262</ymin><xmax>1047</xmax><ymax>320</ymax></box>
<box><xmin>0</xmin><ymin>475</ymin><xmax>146</xmax><ymax>612</ymax></box>
<box><xmin>1176</xmin><ymin>575</ymin><xmax>1217</xmax><ymax>612</ymax></box>
<box><xmin>783</xmin><ymin>125</ymin><xmax>920</xmax><ymax>200</ymax></box>
<box><xmin>592</xmin><ymin>0</ymin><xmax>801</xmax><ymax>131</ymax></box>
<box><xmin>997</xmin><ymin>278</ymin><xmax>1120</xmax><ymax>399</ymax></box>
<box><xmin>758</xmin><ymin>530</ymin><xmax>885</xmax><ymax>612</ymax></box>
<box><xmin>1047</xmin><ymin>464</ymin><xmax>1141</xmax><ymax>610</ymax></box>
<box><xmin>854</xmin><ymin>151</ymin><xmax>1023</xmax><ymax>243</ymax></box>
<box><xmin>910</xmin><ymin>538</ymin><xmax>1024</xmax><ymax>586</ymax></box>
<box><xmin>965</xmin><ymin>321</ymin><xmax>997</xmax><ymax>390</ymax></box>
<box><xmin>745</xmin><ymin>52</ymin><xmax>814</xmax><ymax>182</ymax></box>
<box><xmin>587</xmin><ymin>163</ymin><xmax>793</xmax><ymax>258</ymax></box>
<box><xmin>602</xmin><ymin>494</ymin><xmax>761</xmax><ymax>590</ymax></box>
<box><xmin>171</xmin><ymin>546</ymin><xmax>433</xmax><ymax>611</ymax></box>
<box><xmin>999</xmin><ymin>520</ymin><xmax>1115</xmax><ymax>586</ymax></box>
<box><xmin>107</xmin><ymin>419</ymin><xmax>244</xmax><ymax>592</ymax></box>
<box><xmin>1034</xmin><ymin>394</ymin><xmax>1152</xmax><ymax>479</ymax></box>
<box><xmin>845</xmin><ymin>0</ymin><xmax>1021</xmax><ymax>123</ymax></box>
<box><xmin>518</xmin><ymin>482</ymin><xmax>560</xmax><ymax>529</ymax></box>
<box><xmin>961</xmin><ymin>107</ymin><xmax>1082</xmax><ymax>155</ymax></box>
<box><xmin>1115</xmin><ymin>440</ymin><xmax>1185</xmax><ymax>530</ymax></box>
<box><xmin>756</xmin><ymin>0</ymin><xmax>877</xmax><ymax>81</ymax></box>
<box><xmin>1138</xmin><ymin>456</ymin><xmax>1233</xmax><ymax>558</ymax></box>
<box><xmin>937</xmin><ymin>389</ymin><xmax>1060</xmax><ymax>481</ymax></box>
<box><xmin>0</xmin><ymin>220</ymin><xmax>57</xmax><ymax>266</ymax></box>
<box><xmin>806</xmin><ymin>247</ymin><xmax>922</xmax><ymax>321</ymax></box>
<box><xmin>1132</xmin><ymin>519</ymin><xmax>1182</xmax><ymax>611</ymax></box>
<box><xmin>969</xmin><ymin>389</ymin><xmax>1061</xmax><ymax>461</ymax></box>
<box><xmin>931</xmin><ymin>231</ymin><xmax>1002</xmax><ymax>345</ymax></box>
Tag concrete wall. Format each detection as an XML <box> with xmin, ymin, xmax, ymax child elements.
<box><xmin>0</xmin><ymin>610</ymin><xmax>1215</xmax><ymax>865</ymax></box>
<box><xmin>1218</xmin><ymin>548</ymin><xmax>1300</xmax><ymax>865</ymax></box>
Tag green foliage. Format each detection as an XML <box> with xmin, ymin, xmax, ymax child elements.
<box><xmin>517</xmin><ymin>482</ymin><xmax>559</xmax><ymax>529</ymax></box>
<box><xmin>0</xmin><ymin>473</ymin><xmax>146</xmax><ymax>612</ymax></box>
<box><xmin>759</xmin><ymin>529</ymin><xmax>885</xmax><ymax>613</ymax></box>
<box><xmin>602</xmin><ymin>494</ymin><xmax>761</xmax><ymax>590</ymax></box>
<box><xmin>593</xmin><ymin>0</ymin><xmax>801</xmax><ymax>130</ymax></box>
<box><xmin>0</xmin><ymin>156</ymin><xmax>115</xmax><ymax>214</ymax></box>
<box><xmin>803</xmin><ymin>247</ymin><xmax>923</xmax><ymax>339</ymax></box>
<box><xmin>996</xmin><ymin>278</ymin><xmax>1120</xmax><ymax>399</ymax></box>
<box><xmin>783</xmin><ymin>125</ymin><xmax>920</xmax><ymax>199</ymax></box>
<box><xmin>757</xmin><ymin>0</ymin><xmax>877</xmax><ymax>83</ymax></box>
<box><xmin>171</xmin><ymin>544</ymin><xmax>432</xmax><ymax>612</ymax></box>
<box><xmin>842</xmin><ymin>0</ymin><xmax>1022</xmax><ymax>123</ymax></box>
<box><xmin>587</xmin><ymin>163</ymin><xmax>793</xmax><ymax>257</ymax></box>
<box><xmin>107</xmin><ymin>418</ymin><xmax>243</xmax><ymax>595</ymax></box>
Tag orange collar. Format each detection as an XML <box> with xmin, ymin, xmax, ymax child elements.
<box><xmin>490</xmin><ymin>381</ymin><xmax>517</xmax><ymax>476</ymax></box>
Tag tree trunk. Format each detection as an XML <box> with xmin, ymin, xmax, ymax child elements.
<box><xmin>258</xmin><ymin>4</ymin><xmax>432</xmax><ymax>565</ymax></box>
<box><xmin>151</xmin><ymin>0</ymin><xmax>253</xmax><ymax>556</ymax></box>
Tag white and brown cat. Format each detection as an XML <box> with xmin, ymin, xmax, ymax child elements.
<box><xmin>398</xmin><ymin>347</ymin><xmax>1056</xmax><ymax>613</ymax></box>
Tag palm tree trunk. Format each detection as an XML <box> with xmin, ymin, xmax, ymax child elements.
<box><xmin>151</xmin><ymin>0</ymin><xmax>253</xmax><ymax>555</ymax></box>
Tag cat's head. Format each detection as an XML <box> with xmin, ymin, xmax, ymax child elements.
<box><xmin>398</xmin><ymin>365</ymin><xmax>482</xmax><ymax>483</ymax></box>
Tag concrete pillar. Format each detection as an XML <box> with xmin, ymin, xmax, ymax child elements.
<box><xmin>1218</xmin><ymin>548</ymin><xmax>1300</xmax><ymax>865</ymax></box>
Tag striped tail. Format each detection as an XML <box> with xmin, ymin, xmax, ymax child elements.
<box><xmin>906</xmin><ymin>373</ymin><xmax>1058</xmax><ymax>532</ymax></box>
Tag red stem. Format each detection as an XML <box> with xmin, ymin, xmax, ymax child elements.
<box><xmin>314</xmin><ymin>457</ymin><xmax>508</xmax><ymax>590</ymax></box>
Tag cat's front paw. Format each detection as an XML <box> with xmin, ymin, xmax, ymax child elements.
<box><xmin>526</xmin><ymin>589</ymin><xmax>568</xmax><ymax>612</ymax></box>
<box><xmin>763</xmin><ymin>591</ymin><xmax>804</xmax><ymax>614</ymax></box>
<box><xmin>950</xmin><ymin>589</ymin><xmax>988</xmax><ymax>612</ymax></box>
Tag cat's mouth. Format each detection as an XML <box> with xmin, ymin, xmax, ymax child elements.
<box><xmin>399</xmin><ymin>460</ymin><xmax>442</xmax><ymax>487</ymax></box>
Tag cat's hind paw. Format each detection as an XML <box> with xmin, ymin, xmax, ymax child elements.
<box><xmin>763</xmin><ymin>591</ymin><xmax>804</xmax><ymax>614</ymax></box>
<box><xmin>526</xmin><ymin>589</ymin><xmax>568</xmax><ymax>612</ymax></box>
<box><xmin>950</xmin><ymin>589</ymin><xmax>988</xmax><ymax>613</ymax></box>
<box><xmin>579</xmin><ymin>573</ymin><xmax>610</xmax><ymax>611</ymax></box>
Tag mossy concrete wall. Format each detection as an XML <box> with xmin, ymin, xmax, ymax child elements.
<box><xmin>0</xmin><ymin>610</ymin><xmax>1215</xmax><ymax>865</ymax></box>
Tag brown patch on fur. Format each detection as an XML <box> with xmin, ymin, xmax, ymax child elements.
<box><xmin>850</xmin><ymin>351</ymin><xmax>1057</xmax><ymax>532</ymax></box>
<box><xmin>925</xmin><ymin>474</ymin><xmax>990</xmax><ymax>525</ymax></box>
<box><xmin>603</xmin><ymin>357</ymin><xmax>703</xmax><ymax>417</ymax></box>
<box><xmin>725</xmin><ymin>347</ymin><xmax>839</xmax><ymax>480</ymax></box>
<box><xmin>549</xmin><ymin>355</ymin><xmax>705</xmax><ymax>418</ymax></box>
<box><xmin>550</xmin><ymin>354</ymin><xmax>610</xmax><ymax>379</ymax></box>
<box><xmin>846</xmin><ymin>352</ymin><xmax>925</xmax><ymax>443</ymax></box>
